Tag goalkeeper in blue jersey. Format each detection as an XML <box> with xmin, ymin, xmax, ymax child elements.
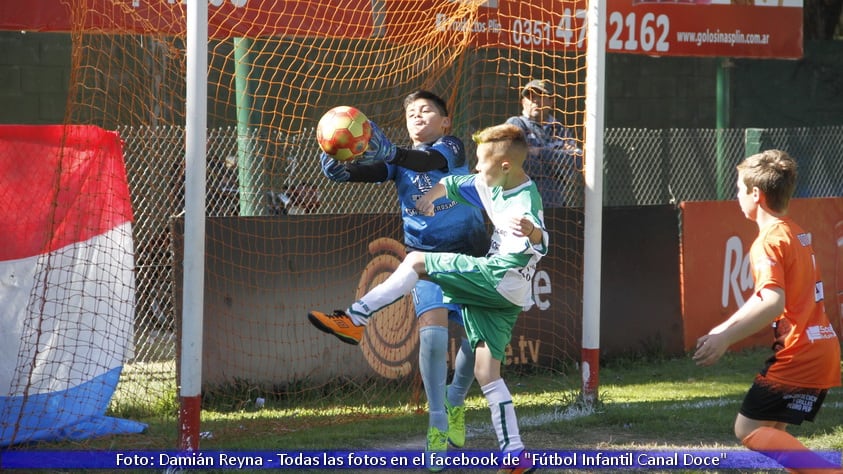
<box><xmin>310</xmin><ymin>123</ymin><xmax>545</xmax><ymax>474</ymax></box>
<box><xmin>312</xmin><ymin>90</ymin><xmax>488</xmax><ymax>469</ymax></box>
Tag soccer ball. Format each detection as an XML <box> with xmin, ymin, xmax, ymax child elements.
<box><xmin>316</xmin><ymin>106</ymin><xmax>372</xmax><ymax>162</ymax></box>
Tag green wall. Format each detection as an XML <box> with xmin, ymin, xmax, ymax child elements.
<box><xmin>0</xmin><ymin>32</ymin><xmax>71</xmax><ymax>124</ymax></box>
<box><xmin>0</xmin><ymin>31</ymin><xmax>840</xmax><ymax>129</ymax></box>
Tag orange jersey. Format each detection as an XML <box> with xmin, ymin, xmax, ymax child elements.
<box><xmin>752</xmin><ymin>217</ymin><xmax>841</xmax><ymax>389</ymax></box>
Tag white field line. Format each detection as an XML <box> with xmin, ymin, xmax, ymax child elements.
<box><xmin>390</xmin><ymin>399</ymin><xmax>843</xmax><ymax>450</ymax></box>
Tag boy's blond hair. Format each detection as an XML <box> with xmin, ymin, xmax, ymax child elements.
<box><xmin>737</xmin><ymin>149</ymin><xmax>797</xmax><ymax>213</ymax></box>
<box><xmin>472</xmin><ymin>124</ymin><xmax>528</xmax><ymax>166</ymax></box>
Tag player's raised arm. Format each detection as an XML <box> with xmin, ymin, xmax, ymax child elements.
<box><xmin>415</xmin><ymin>182</ymin><xmax>447</xmax><ymax>216</ymax></box>
<box><xmin>355</xmin><ymin>120</ymin><xmax>396</xmax><ymax>165</ymax></box>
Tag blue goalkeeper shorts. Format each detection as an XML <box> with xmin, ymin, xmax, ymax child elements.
<box><xmin>412</xmin><ymin>279</ymin><xmax>464</xmax><ymax>325</ymax></box>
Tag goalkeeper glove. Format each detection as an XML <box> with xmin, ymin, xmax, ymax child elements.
<box><xmin>320</xmin><ymin>153</ymin><xmax>351</xmax><ymax>182</ymax></box>
<box><xmin>356</xmin><ymin>120</ymin><xmax>396</xmax><ymax>165</ymax></box>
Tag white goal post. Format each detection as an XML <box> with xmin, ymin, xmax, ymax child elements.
<box><xmin>582</xmin><ymin>0</ymin><xmax>607</xmax><ymax>403</ymax></box>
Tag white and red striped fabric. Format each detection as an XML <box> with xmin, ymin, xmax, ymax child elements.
<box><xmin>0</xmin><ymin>125</ymin><xmax>145</xmax><ymax>446</ymax></box>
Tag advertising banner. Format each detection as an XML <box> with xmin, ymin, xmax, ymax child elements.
<box><xmin>604</xmin><ymin>0</ymin><xmax>803</xmax><ymax>58</ymax></box>
<box><xmin>0</xmin><ymin>0</ymin><xmax>375</xmax><ymax>38</ymax></box>
<box><xmin>680</xmin><ymin>197</ymin><xmax>843</xmax><ymax>351</ymax></box>
<box><xmin>174</xmin><ymin>211</ymin><xmax>583</xmax><ymax>385</ymax></box>
<box><xmin>387</xmin><ymin>0</ymin><xmax>802</xmax><ymax>58</ymax></box>
<box><xmin>174</xmin><ymin>205</ymin><xmax>683</xmax><ymax>386</ymax></box>
<box><xmin>2</xmin><ymin>0</ymin><xmax>802</xmax><ymax>58</ymax></box>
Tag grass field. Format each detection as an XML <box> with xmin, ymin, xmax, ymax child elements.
<box><xmin>16</xmin><ymin>347</ymin><xmax>843</xmax><ymax>473</ymax></box>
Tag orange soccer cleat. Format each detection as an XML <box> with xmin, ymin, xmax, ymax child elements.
<box><xmin>307</xmin><ymin>310</ymin><xmax>364</xmax><ymax>345</ymax></box>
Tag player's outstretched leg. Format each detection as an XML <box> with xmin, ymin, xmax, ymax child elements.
<box><xmin>307</xmin><ymin>310</ymin><xmax>363</xmax><ymax>345</ymax></box>
<box><xmin>742</xmin><ymin>426</ymin><xmax>843</xmax><ymax>473</ymax></box>
<box><xmin>308</xmin><ymin>255</ymin><xmax>423</xmax><ymax>344</ymax></box>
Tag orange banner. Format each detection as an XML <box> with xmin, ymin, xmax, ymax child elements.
<box><xmin>680</xmin><ymin>197</ymin><xmax>843</xmax><ymax>351</ymax></box>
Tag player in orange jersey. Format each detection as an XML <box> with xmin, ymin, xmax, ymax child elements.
<box><xmin>694</xmin><ymin>149</ymin><xmax>842</xmax><ymax>474</ymax></box>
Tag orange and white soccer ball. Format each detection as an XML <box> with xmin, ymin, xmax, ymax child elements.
<box><xmin>316</xmin><ymin>106</ymin><xmax>372</xmax><ymax>162</ymax></box>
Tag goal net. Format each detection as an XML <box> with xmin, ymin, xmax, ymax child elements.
<box><xmin>0</xmin><ymin>0</ymin><xmax>588</xmax><ymax>446</ymax></box>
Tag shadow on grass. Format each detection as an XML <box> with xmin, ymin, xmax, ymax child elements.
<box><xmin>8</xmin><ymin>348</ymin><xmax>842</xmax><ymax>474</ymax></box>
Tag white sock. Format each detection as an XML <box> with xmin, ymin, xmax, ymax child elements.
<box><xmin>482</xmin><ymin>378</ymin><xmax>524</xmax><ymax>454</ymax></box>
<box><xmin>347</xmin><ymin>263</ymin><xmax>418</xmax><ymax>325</ymax></box>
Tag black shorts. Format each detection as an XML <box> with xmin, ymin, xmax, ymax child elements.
<box><xmin>740</xmin><ymin>375</ymin><xmax>828</xmax><ymax>425</ymax></box>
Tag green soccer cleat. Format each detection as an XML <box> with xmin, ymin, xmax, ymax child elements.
<box><xmin>425</xmin><ymin>426</ymin><xmax>448</xmax><ymax>472</ymax></box>
<box><xmin>444</xmin><ymin>389</ymin><xmax>466</xmax><ymax>448</ymax></box>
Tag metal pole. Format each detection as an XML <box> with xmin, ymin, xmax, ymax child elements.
<box><xmin>234</xmin><ymin>37</ymin><xmax>264</xmax><ymax>216</ymax></box>
<box><xmin>581</xmin><ymin>0</ymin><xmax>606</xmax><ymax>405</ymax></box>
<box><xmin>179</xmin><ymin>0</ymin><xmax>207</xmax><ymax>451</ymax></box>
<box><xmin>715</xmin><ymin>58</ymin><xmax>731</xmax><ymax>200</ymax></box>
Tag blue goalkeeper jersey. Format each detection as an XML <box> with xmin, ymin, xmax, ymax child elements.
<box><xmin>385</xmin><ymin>135</ymin><xmax>487</xmax><ymax>257</ymax></box>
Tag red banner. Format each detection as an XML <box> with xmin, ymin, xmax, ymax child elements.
<box><xmin>0</xmin><ymin>0</ymin><xmax>374</xmax><ymax>38</ymax></box>
<box><xmin>680</xmin><ymin>198</ymin><xmax>843</xmax><ymax>352</ymax></box>
<box><xmin>384</xmin><ymin>0</ymin><xmax>801</xmax><ymax>58</ymax></box>
<box><xmin>0</xmin><ymin>125</ymin><xmax>133</xmax><ymax>260</ymax></box>
<box><xmin>1</xmin><ymin>0</ymin><xmax>801</xmax><ymax>58</ymax></box>
<box><xmin>606</xmin><ymin>0</ymin><xmax>803</xmax><ymax>58</ymax></box>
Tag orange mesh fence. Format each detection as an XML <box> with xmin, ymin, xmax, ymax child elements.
<box><xmin>1</xmin><ymin>0</ymin><xmax>588</xmax><ymax>446</ymax></box>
